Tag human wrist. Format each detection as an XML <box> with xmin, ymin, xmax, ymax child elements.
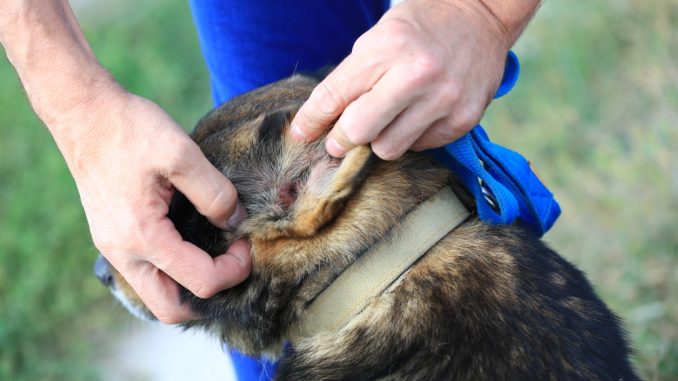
<box><xmin>437</xmin><ymin>0</ymin><xmax>539</xmax><ymax>50</ymax></box>
<box><xmin>474</xmin><ymin>0</ymin><xmax>540</xmax><ymax>47</ymax></box>
<box><xmin>0</xmin><ymin>0</ymin><xmax>121</xmax><ymax>129</ymax></box>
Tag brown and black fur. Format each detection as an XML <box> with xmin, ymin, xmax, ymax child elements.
<box><xmin>97</xmin><ymin>74</ymin><xmax>639</xmax><ymax>380</ymax></box>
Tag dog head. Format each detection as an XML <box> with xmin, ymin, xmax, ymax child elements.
<box><xmin>94</xmin><ymin>74</ymin><xmax>452</xmax><ymax>357</ymax></box>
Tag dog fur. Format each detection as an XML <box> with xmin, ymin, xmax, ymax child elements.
<box><xmin>98</xmin><ymin>74</ymin><xmax>639</xmax><ymax>380</ymax></box>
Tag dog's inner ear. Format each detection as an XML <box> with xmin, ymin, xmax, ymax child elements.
<box><xmin>277</xmin><ymin>179</ymin><xmax>302</xmax><ymax>209</ymax></box>
<box><xmin>284</xmin><ymin>145</ymin><xmax>374</xmax><ymax>238</ymax></box>
<box><xmin>234</xmin><ymin>108</ymin><xmax>375</xmax><ymax>241</ymax></box>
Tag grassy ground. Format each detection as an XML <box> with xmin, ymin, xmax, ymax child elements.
<box><xmin>0</xmin><ymin>1</ymin><xmax>675</xmax><ymax>380</ymax></box>
<box><xmin>486</xmin><ymin>2</ymin><xmax>678</xmax><ymax>379</ymax></box>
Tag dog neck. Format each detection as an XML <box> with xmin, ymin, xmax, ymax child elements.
<box><xmin>288</xmin><ymin>185</ymin><xmax>469</xmax><ymax>344</ymax></box>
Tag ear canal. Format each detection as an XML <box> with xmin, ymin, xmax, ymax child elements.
<box><xmin>290</xmin><ymin>145</ymin><xmax>375</xmax><ymax>237</ymax></box>
<box><xmin>278</xmin><ymin>179</ymin><xmax>301</xmax><ymax>209</ymax></box>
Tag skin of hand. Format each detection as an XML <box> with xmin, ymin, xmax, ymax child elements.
<box><xmin>0</xmin><ymin>1</ymin><xmax>250</xmax><ymax>323</ymax></box>
<box><xmin>289</xmin><ymin>0</ymin><xmax>540</xmax><ymax>160</ymax></box>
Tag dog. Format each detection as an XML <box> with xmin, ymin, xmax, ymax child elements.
<box><xmin>94</xmin><ymin>73</ymin><xmax>639</xmax><ymax>380</ymax></box>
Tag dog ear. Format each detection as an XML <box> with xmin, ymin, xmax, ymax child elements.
<box><xmin>244</xmin><ymin>144</ymin><xmax>375</xmax><ymax>240</ymax></box>
<box><xmin>287</xmin><ymin>145</ymin><xmax>374</xmax><ymax>237</ymax></box>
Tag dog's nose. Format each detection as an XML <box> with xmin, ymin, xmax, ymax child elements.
<box><xmin>94</xmin><ymin>255</ymin><xmax>114</xmax><ymax>287</ymax></box>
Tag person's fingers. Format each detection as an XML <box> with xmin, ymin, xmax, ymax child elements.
<box><xmin>289</xmin><ymin>53</ymin><xmax>386</xmax><ymax>143</ymax></box>
<box><xmin>368</xmin><ymin>81</ymin><xmax>467</xmax><ymax>161</ymax></box>
<box><xmin>168</xmin><ymin>140</ymin><xmax>241</xmax><ymax>230</ymax></box>
<box><xmin>107</xmin><ymin>224</ymin><xmax>251</xmax><ymax>324</ymax></box>
<box><xmin>325</xmin><ymin>66</ymin><xmax>421</xmax><ymax>158</ymax></box>
<box><xmin>409</xmin><ymin>116</ymin><xmax>471</xmax><ymax>152</ymax></box>
<box><xmin>126</xmin><ymin>262</ymin><xmax>198</xmax><ymax>324</ymax></box>
<box><xmin>408</xmin><ymin>95</ymin><xmax>485</xmax><ymax>152</ymax></box>
<box><xmin>148</xmin><ymin>222</ymin><xmax>252</xmax><ymax>299</ymax></box>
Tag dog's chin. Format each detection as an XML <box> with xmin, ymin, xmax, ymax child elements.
<box><xmin>110</xmin><ymin>286</ymin><xmax>157</xmax><ymax>322</ymax></box>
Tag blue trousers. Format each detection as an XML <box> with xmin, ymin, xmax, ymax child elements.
<box><xmin>189</xmin><ymin>2</ymin><xmax>389</xmax><ymax>379</ymax></box>
<box><xmin>189</xmin><ymin>0</ymin><xmax>390</xmax><ymax>106</ymax></box>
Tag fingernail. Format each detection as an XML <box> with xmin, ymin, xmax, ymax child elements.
<box><xmin>227</xmin><ymin>201</ymin><xmax>246</xmax><ymax>229</ymax></box>
<box><xmin>326</xmin><ymin>137</ymin><xmax>346</xmax><ymax>158</ymax></box>
<box><xmin>289</xmin><ymin>123</ymin><xmax>306</xmax><ymax>142</ymax></box>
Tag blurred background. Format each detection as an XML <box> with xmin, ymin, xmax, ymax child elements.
<box><xmin>0</xmin><ymin>0</ymin><xmax>675</xmax><ymax>380</ymax></box>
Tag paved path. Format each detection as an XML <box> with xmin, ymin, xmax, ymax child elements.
<box><xmin>98</xmin><ymin>322</ymin><xmax>236</xmax><ymax>381</ymax></box>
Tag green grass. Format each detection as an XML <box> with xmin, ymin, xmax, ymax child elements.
<box><xmin>486</xmin><ymin>1</ymin><xmax>678</xmax><ymax>379</ymax></box>
<box><xmin>0</xmin><ymin>1</ymin><xmax>675</xmax><ymax>380</ymax></box>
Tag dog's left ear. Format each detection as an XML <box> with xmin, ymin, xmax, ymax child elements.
<box><xmin>293</xmin><ymin>146</ymin><xmax>375</xmax><ymax>237</ymax></box>
<box><xmin>288</xmin><ymin>145</ymin><xmax>374</xmax><ymax>237</ymax></box>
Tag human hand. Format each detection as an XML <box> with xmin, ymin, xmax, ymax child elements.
<box><xmin>289</xmin><ymin>0</ymin><xmax>522</xmax><ymax>159</ymax></box>
<box><xmin>0</xmin><ymin>0</ymin><xmax>251</xmax><ymax>324</ymax></box>
<box><xmin>58</xmin><ymin>87</ymin><xmax>251</xmax><ymax>324</ymax></box>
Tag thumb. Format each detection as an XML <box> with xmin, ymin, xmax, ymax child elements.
<box><xmin>169</xmin><ymin>141</ymin><xmax>242</xmax><ymax>230</ymax></box>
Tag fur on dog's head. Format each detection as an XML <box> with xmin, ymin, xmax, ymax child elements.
<box><xmin>95</xmin><ymin>74</ymin><xmax>452</xmax><ymax>357</ymax></box>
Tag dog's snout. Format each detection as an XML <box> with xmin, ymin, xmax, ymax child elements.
<box><xmin>94</xmin><ymin>255</ymin><xmax>114</xmax><ymax>287</ymax></box>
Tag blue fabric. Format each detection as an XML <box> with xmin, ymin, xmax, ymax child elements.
<box><xmin>431</xmin><ymin>51</ymin><xmax>561</xmax><ymax>236</ymax></box>
<box><xmin>189</xmin><ymin>0</ymin><xmax>390</xmax><ymax>105</ymax></box>
<box><xmin>189</xmin><ymin>3</ymin><xmax>559</xmax><ymax>380</ymax></box>
<box><xmin>227</xmin><ymin>348</ymin><xmax>278</xmax><ymax>381</ymax></box>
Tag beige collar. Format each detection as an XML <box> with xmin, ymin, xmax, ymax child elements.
<box><xmin>289</xmin><ymin>186</ymin><xmax>470</xmax><ymax>344</ymax></box>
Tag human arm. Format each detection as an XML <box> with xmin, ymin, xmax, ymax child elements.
<box><xmin>289</xmin><ymin>0</ymin><xmax>540</xmax><ymax>159</ymax></box>
<box><xmin>0</xmin><ymin>0</ymin><xmax>250</xmax><ymax>323</ymax></box>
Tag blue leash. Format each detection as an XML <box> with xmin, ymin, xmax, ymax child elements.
<box><xmin>430</xmin><ymin>51</ymin><xmax>561</xmax><ymax>237</ymax></box>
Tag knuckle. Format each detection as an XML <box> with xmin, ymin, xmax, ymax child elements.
<box><xmin>441</xmin><ymin>128</ymin><xmax>460</xmax><ymax>142</ymax></box>
<box><xmin>372</xmin><ymin>141</ymin><xmax>402</xmax><ymax>161</ymax></box>
<box><xmin>437</xmin><ymin>128</ymin><xmax>460</xmax><ymax>144</ymax></box>
<box><xmin>403</xmin><ymin>53</ymin><xmax>444</xmax><ymax>88</ymax></box>
<box><xmin>379</xmin><ymin>20</ymin><xmax>412</xmax><ymax>48</ymax></box>
<box><xmin>311</xmin><ymin>81</ymin><xmax>346</xmax><ymax>119</ymax></box>
<box><xmin>451</xmin><ymin>107</ymin><xmax>482</xmax><ymax>132</ymax></box>
<box><xmin>438</xmin><ymin>83</ymin><xmax>462</xmax><ymax>105</ymax></box>
<box><xmin>356</xmin><ymin>19</ymin><xmax>418</xmax><ymax>58</ymax></box>
<box><xmin>430</xmin><ymin>119</ymin><xmax>466</xmax><ymax>146</ymax></box>
<box><xmin>342</xmin><ymin>125</ymin><xmax>371</xmax><ymax>147</ymax></box>
<box><xmin>343</xmin><ymin>132</ymin><xmax>362</xmax><ymax>147</ymax></box>
<box><xmin>436</xmin><ymin>120</ymin><xmax>461</xmax><ymax>140</ymax></box>
<box><xmin>351</xmin><ymin>33</ymin><xmax>370</xmax><ymax>52</ymax></box>
<box><xmin>193</xmin><ymin>280</ymin><xmax>219</xmax><ymax>299</ymax></box>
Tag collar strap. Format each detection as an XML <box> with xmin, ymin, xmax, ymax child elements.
<box><xmin>289</xmin><ymin>185</ymin><xmax>470</xmax><ymax>344</ymax></box>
